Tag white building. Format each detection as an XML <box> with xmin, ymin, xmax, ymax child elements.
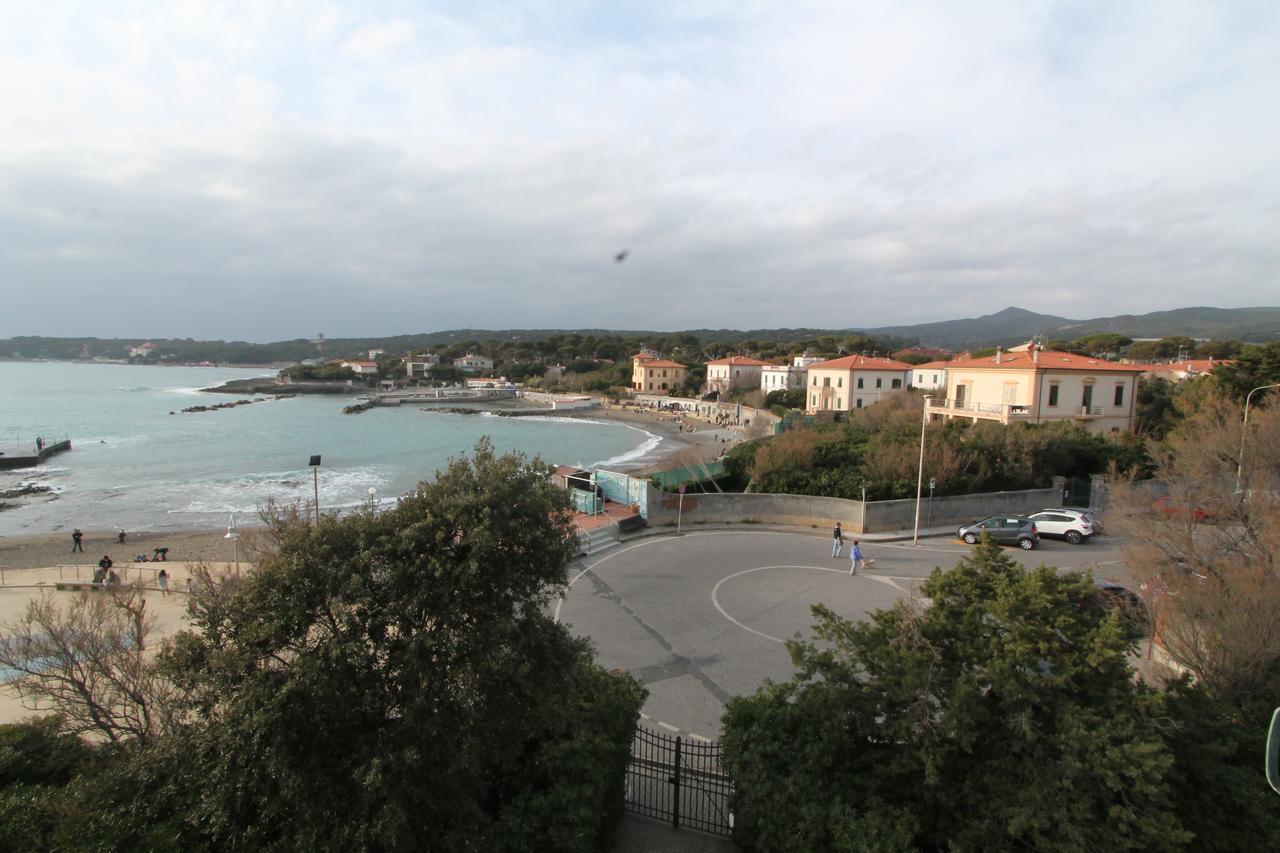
<box><xmin>761</xmin><ymin>364</ymin><xmax>806</xmax><ymax>392</ymax></box>
<box><xmin>454</xmin><ymin>353</ymin><xmax>495</xmax><ymax>372</ymax></box>
<box><xmin>911</xmin><ymin>360</ymin><xmax>950</xmax><ymax>391</ymax></box>
<box><xmin>403</xmin><ymin>353</ymin><xmax>440</xmax><ymax>379</ymax></box>
<box><xmin>805</xmin><ymin>355</ymin><xmax>914</xmax><ymax>413</ymax></box>
<box><xmin>368</xmin><ymin>349</ymin><xmax>386</xmax><ymax>360</ymax></box>
<box><xmin>706</xmin><ymin>356</ymin><xmax>773</xmax><ymax>395</ymax></box>
<box><xmin>342</xmin><ymin>360</ymin><xmax>379</xmax><ymax>376</ymax></box>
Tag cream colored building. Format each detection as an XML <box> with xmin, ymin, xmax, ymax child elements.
<box><xmin>706</xmin><ymin>356</ymin><xmax>773</xmax><ymax>394</ymax></box>
<box><xmin>805</xmin><ymin>355</ymin><xmax>914</xmax><ymax>413</ymax></box>
<box><xmin>929</xmin><ymin>348</ymin><xmax>1141</xmax><ymax>433</ymax></box>
<box><xmin>910</xmin><ymin>360</ymin><xmax>949</xmax><ymax>391</ymax></box>
<box><xmin>631</xmin><ymin>355</ymin><xmax>687</xmax><ymax>395</ymax></box>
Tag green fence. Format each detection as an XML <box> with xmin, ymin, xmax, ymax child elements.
<box><xmin>647</xmin><ymin>460</ymin><xmax>727</xmax><ymax>489</ymax></box>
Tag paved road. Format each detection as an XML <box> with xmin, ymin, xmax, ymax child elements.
<box><xmin>558</xmin><ymin>530</ymin><xmax>1132</xmax><ymax>740</ymax></box>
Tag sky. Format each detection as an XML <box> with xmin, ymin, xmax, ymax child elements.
<box><xmin>1</xmin><ymin>1</ymin><xmax>1277</xmax><ymax>342</ymax></box>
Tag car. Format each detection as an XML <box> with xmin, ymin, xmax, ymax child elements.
<box><xmin>1153</xmin><ymin>495</ymin><xmax>1222</xmax><ymax>522</ymax></box>
<box><xmin>1037</xmin><ymin>507</ymin><xmax>1104</xmax><ymax>535</ymax></box>
<box><xmin>1090</xmin><ymin>578</ymin><xmax>1150</xmax><ymax>636</ymax></box>
<box><xmin>1028</xmin><ymin>510</ymin><xmax>1094</xmax><ymax>545</ymax></box>
<box><xmin>956</xmin><ymin>516</ymin><xmax>1039</xmax><ymax>550</ymax></box>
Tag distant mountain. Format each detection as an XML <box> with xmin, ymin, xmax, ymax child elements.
<box><xmin>858</xmin><ymin>306</ymin><xmax>1280</xmax><ymax>350</ymax></box>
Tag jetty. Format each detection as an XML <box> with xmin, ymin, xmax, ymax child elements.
<box><xmin>0</xmin><ymin>438</ymin><xmax>72</xmax><ymax>470</ymax></box>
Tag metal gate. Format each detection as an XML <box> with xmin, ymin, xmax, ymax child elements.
<box><xmin>1065</xmin><ymin>476</ymin><xmax>1094</xmax><ymax>507</ymax></box>
<box><xmin>625</xmin><ymin>726</ymin><xmax>735</xmax><ymax>836</ymax></box>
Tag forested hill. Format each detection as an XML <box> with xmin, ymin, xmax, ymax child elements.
<box><xmin>3</xmin><ymin>305</ymin><xmax>1278</xmax><ymax>365</ymax></box>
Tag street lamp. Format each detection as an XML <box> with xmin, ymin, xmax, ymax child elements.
<box><xmin>1235</xmin><ymin>383</ymin><xmax>1280</xmax><ymax>494</ymax></box>
<box><xmin>309</xmin><ymin>455</ymin><xmax>322</xmax><ymax>525</ymax></box>
<box><xmin>368</xmin><ymin>487</ymin><xmax>378</xmax><ymax>509</ymax></box>
<box><xmin>224</xmin><ymin>513</ymin><xmax>240</xmax><ymax>578</ymax></box>
<box><xmin>913</xmin><ymin>395</ymin><xmax>932</xmax><ymax>545</ymax></box>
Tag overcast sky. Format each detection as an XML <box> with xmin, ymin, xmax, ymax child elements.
<box><xmin>2</xmin><ymin>2</ymin><xmax>1277</xmax><ymax>342</ymax></box>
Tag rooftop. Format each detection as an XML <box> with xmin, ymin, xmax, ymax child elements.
<box><xmin>944</xmin><ymin>350</ymin><xmax>1143</xmax><ymax>372</ymax></box>
<box><xmin>706</xmin><ymin>356</ymin><xmax>774</xmax><ymax>367</ymax></box>
<box><xmin>809</xmin><ymin>354</ymin><xmax>914</xmax><ymax>371</ymax></box>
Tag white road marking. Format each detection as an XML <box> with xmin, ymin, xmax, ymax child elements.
<box><xmin>711</xmin><ymin>564</ymin><xmax>896</xmax><ymax>644</ymax></box>
<box><xmin>689</xmin><ymin>733</ymin><xmax>712</xmax><ymax>743</ymax></box>
<box><xmin>657</xmin><ymin>721</ymin><xmax>680</xmax><ymax>732</ymax></box>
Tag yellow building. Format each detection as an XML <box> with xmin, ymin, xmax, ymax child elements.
<box><xmin>631</xmin><ymin>355</ymin><xmax>687</xmax><ymax>395</ymax></box>
<box><xmin>929</xmin><ymin>348</ymin><xmax>1142</xmax><ymax>433</ymax></box>
<box><xmin>805</xmin><ymin>355</ymin><xmax>914</xmax><ymax>413</ymax></box>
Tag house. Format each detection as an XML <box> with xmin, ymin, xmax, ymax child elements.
<box><xmin>368</xmin><ymin>349</ymin><xmax>386</xmax><ymax>360</ymax></box>
<box><xmin>342</xmin><ymin>360</ymin><xmax>380</xmax><ymax>376</ymax></box>
<box><xmin>928</xmin><ymin>347</ymin><xmax>1143</xmax><ymax>433</ymax></box>
<box><xmin>631</xmin><ymin>355</ymin><xmax>687</xmax><ymax>395</ymax></box>
<box><xmin>1138</xmin><ymin>358</ymin><xmax>1228</xmax><ymax>383</ymax></box>
<box><xmin>910</xmin><ymin>360</ymin><xmax>950</xmax><ymax>391</ymax></box>
<box><xmin>465</xmin><ymin>376</ymin><xmax>511</xmax><ymax>389</ymax></box>
<box><xmin>128</xmin><ymin>342</ymin><xmax>157</xmax><ymax>358</ymax></box>
<box><xmin>760</xmin><ymin>356</ymin><xmax>818</xmax><ymax>393</ymax></box>
<box><xmin>403</xmin><ymin>353</ymin><xmax>440</xmax><ymax>379</ymax></box>
<box><xmin>706</xmin><ymin>356</ymin><xmax>773</xmax><ymax>395</ymax></box>
<box><xmin>805</xmin><ymin>355</ymin><xmax>914</xmax><ymax>414</ymax></box>
<box><xmin>453</xmin><ymin>353</ymin><xmax>494</xmax><ymax>373</ymax></box>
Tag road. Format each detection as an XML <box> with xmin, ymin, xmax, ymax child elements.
<box><xmin>557</xmin><ymin>530</ymin><xmax>1132</xmax><ymax>740</ymax></box>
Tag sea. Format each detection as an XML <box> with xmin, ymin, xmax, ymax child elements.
<box><xmin>0</xmin><ymin>362</ymin><xmax>658</xmax><ymax>537</ymax></box>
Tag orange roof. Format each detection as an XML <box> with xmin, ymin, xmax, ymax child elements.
<box><xmin>809</xmin><ymin>355</ymin><xmax>914</xmax><ymax>371</ymax></box>
<box><xmin>945</xmin><ymin>350</ymin><xmax>1142</xmax><ymax>372</ymax></box>
<box><xmin>912</xmin><ymin>360</ymin><xmax>952</xmax><ymax>370</ymax></box>
<box><xmin>632</xmin><ymin>353</ymin><xmax>657</xmax><ymax>362</ymax></box>
<box><xmin>706</xmin><ymin>356</ymin><xmax>774</xmax><ymax>367</ymax></box>
<box><xmin>637</xmin><ymin>359</ymin><xmax>687</xmax><ymax>369</ymax></box>
<box><xmin>1139</xmin><ymin>359</ymin><xmax>1227</xmax><ymax>374</ymax></box>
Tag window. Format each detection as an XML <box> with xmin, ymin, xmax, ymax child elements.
<box><xmin>837</xmin><ymin>377</ymin><xmax>843</xmax><ymax>388</ymax></box>
<box><xmin>812</xmin><ymin>376</ymin><xmax>817</xmax><ymax>386</ymax></box>
<box><xmin>1002</xmin><ymin>383</ymin><xmax>1017</xmax><ymax>403</ymax></box>
<box><xmin>1082</xmin><ymin>384</ymin><xmax>1094</xmax><ymax>409</ymax></box>
<box><xmin>892</xmin><ymin>378</ymin><xmax>902</xmax><ymax>389</ymax></box>
<box><xmin>836</xmin><ymin>397</ymin><xmax>842</xmax><ymax>408</ymax></box>
<box><xmin>1114</xmin><ymin>384</ymin><xmax>1124</xmax><ymax>406</ymax></box>
<box><xmin>932</xmin><ymin>373</ymin><xmax>938</xmax><ymax>384</ymax></box>
<box><xmin>857</xmin><ymin>377</ymin><xmax>864</xmax><ymax>389</ymax></box>
<box><xmin>1048</xmin><ymin>384</ymin><xmax>1059</xmax><ymax>407</ymax></box>
<box><xmin>811</xmin><ymin>394</ymin><xmax>816</xmax><ymax>407</ymax></box>
<box><xmin>660</xmin><ymin>383</ymin><xmax>668</xmax><ymax>390</ymax></box>
<box><xmin>875</xmin><ymin>378</ymin><xmax>883</xmax><ymax>389</ymax></box>
<box><xmin>823</xmin><ymin>377</ymin><xmax>831</xmax><ymax>387</ymax></box>
<box><xmin>856</xmin><ymin>399</ymin><xmax>863</xmax><ymax>408</ymax></box>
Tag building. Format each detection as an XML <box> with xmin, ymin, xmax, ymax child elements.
<box><xmin>1138</xmin><ymin>358</ymin><xmax>1228</xmax><ymax>383</ymax></box>
<box><xmin>403</xmin><ymin>353</ymin><xmax>440</xmax><ymax>379</ymax></box>
<box><xmin>706</xmin><ymin>356</ymin><xmax>773</xmax><ymax>395</ymax></box>
<box><xmin>128</xmin><ymin>342</ymin><xmax>157</xmax><ymax>358</ymax></box>
<box><xmin>465</xmin><ymin>376</ymin><xmax>512</xmax><ymax>389</ymax></box>
<box><xmin>342</xmin><ymin>360</ymin><xmax>379</xmax><ymax>376</ymax></box>
<box><xmin>368</xmin><ymin>349</ymin><xmax>386</xmax><ymax>360</ymax></box>
<box><xmin>760</xmin><ymin>356</ymin><xmax>820</xmax><ymax>393</ymax></box>
<box><xmin>631</xmin><ymin>355</ymin><xmax>687</xmax><ymax>395</ymax></box>
<box><xmin>928</xmin><ymin>347</ymin><xmax>1143</xmax><ymax>433</ymax></box>
<box><xmin>910</xmin><ymin>360</ymin><xmax>950</xmax><ymax>391</ymax></box>
<box><xmin>805</xmin><ymin>355</ymin><xmax>914</xmax><ymax>414</ymax></box>
<box><xmin>453</xmin><ymin>353</ymin><xmax>494</xmax><ymax>373</ymax></box>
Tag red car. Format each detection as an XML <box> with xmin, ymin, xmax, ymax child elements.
<box><xmin>1152</xmin><ymin>495</ymin><xmax>1222</xmax><ymax>522</ymax></box>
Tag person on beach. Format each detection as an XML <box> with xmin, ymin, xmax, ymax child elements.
<box><xmin>98</xmin><ymin>554</ymin><xmax>113</xmax><ymax>573</ymax></box>
<box><xmin>157</xmin><ymin>569</ymin><xmax>169</xmax><ymax>596</ymax></box>
<box><xmin>72</xmin><ymin>529</ymin><xmax>84</xmax><ymax>553</ymax></box>
<box><xmin>832</xmin><ymin>522</ymin><xmax>844</xmax><ymax>558</ymax></box>
<box><xmin>117</xmin><ymin>529</ymin><xmax>126</xmax><ymax>544</ymax></box>
<box><xmin>106</xmin><ymin>568</ymin><xmax>120</xmax><ymax>585</ymax></box>
<box><xmin>92</xmin><ymin>565</ymin><xmax>107</xmax><ymax>584</ymax></box>
<box><xmin>153</xmin><ymin>547</ymin><xmax>169</xmax><ymax>561</ymax></box>
<box><xmin>849</xmin><ymin>540</ymin><xmax>865</xmax><ymax>575</ymax></box>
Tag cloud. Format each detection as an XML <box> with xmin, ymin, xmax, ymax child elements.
<box><xmin>0</xmin><ymin>2</ymin><xmax>1277</xmax><ymax>341</ymax></box>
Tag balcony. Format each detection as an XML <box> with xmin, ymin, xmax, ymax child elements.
<box><xmin>928</xmin><ymin>397</ymin><xmax>1034</xmax><ymax>424</ymax></box>
<box><xmin>1074</xmin><ymin>406</ymin><xmax>1103</xmax><ymax>419</ymax></box>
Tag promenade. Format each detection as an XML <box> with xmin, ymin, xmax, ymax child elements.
<box><xmin>0</xmin><ymin>438</ymin><xmax>71</xmax><ymax>470</ymax></box>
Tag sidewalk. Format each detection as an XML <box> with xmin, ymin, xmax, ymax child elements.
<box><xmin>619</xmin><ymin>522</ymin><xmax>959</xmax><ymax>545</ymax></box>
<box><xmin>613</xmin><ymin>813</ymin><xmax>739</xmax><ymax>852</ymax></box>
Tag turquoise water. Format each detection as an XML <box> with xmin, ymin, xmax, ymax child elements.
<box><xmin>0</xmin><ymin>362</ymin><xmax>654</xmax><ymax>536</ymax></box>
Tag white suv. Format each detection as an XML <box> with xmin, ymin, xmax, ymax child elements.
<box><xmin>1028</xmin><ymin>510</ymin><xmax>1094</xmax><ymax>544</ymax></box>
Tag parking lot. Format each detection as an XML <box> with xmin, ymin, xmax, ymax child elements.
<box><xmin>557</xmin><ymin>530</ymin><xmax>1132</xmax><ymax>740</ymax></box>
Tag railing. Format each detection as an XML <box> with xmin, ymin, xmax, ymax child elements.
<box><xmin>626</xmin><ymin>726</ymin><xmax>735</xmax><ymax>836</ymax></box>
<box><xmin>1077</xmin><ymin>406</ymin><xmax>1103</xmax><ymax>417</ymax></box>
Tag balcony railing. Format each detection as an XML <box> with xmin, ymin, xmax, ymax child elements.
<box><xmin>928</xmin><ymin>398</ymin><xmax>1033</xmax><ymax>423</ymax></box>
<box><xmin>1076</xmin><ymin>406</ymin><xmax>1103</xmax><ymax>418</ymax></box>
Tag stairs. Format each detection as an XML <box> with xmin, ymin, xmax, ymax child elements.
<box><xmin>577</xmin><ymin>524</ymin><xmax>621</xmax><ymax>556</ymax></box>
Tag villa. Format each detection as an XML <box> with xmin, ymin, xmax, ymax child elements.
<box><xmin>706</xmin><ymin>356</ymin><xmax>773</xmax><ymax>395</ymax></box>
<box><xmin>805</xmin><ymin>355</ymin><xmax>914</xmax><ymax>414</ymax></box>
<box><xmin>631</xmin><ymin>354</ymin><xmax>687</xmax><ymax>395</ymax></box>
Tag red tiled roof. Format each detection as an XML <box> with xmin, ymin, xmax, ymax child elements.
<box><xmin>944</xmin><ymin>350</ymin><xmax>1142</xmax><ymax>372</ymax></box>
<box><xmin>912</xmin><ymin>360</ymin><xmax>952</xmax><ymax>370</ymax></box>
<box><xmin>706</xmin><ymin>356</ymin><xmax>774</xmax><ymax>367</ymax></box>
<box><xmin>632</xmin><ymin>353</ymin><xmax>657</xmax><ymax>362</ymax></box>
<box><xmin>809</xmin><ymin>355</ymin><xmax>914</xmax><ymax>371</ymax></box>
<box><xmin>637</xmin><ymin>359</ymin><xmax>687</xmax><ymax>370</ymax></box>
<box><xmin>1139</xmin><ymin>359</ymin><xmax>1228</xmax><ymax>374</ymax></box>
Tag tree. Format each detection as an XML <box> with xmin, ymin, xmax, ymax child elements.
<box><xmin>154</xmin><ymin>440</ymin><xmax>643</xmax><ymax>850</ymax></box>
<box><xmin>1211</xmin><ymin>341</ymin><xmax>1280</xmax><ymax>402</ymax></box>
<box><xmin>723</xmin><ymin>539</ymin><xmax>1191</xmax><ymax>851</ymax></box>
<box><xmin>0</xmin><ymin>586</ymin><xmax>181</xmax><ymax>745</ymax></box>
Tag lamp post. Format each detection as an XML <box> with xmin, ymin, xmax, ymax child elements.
<box><xmin>368</xmin><ymin>487</ymin><xmax>378</xmax><ymax>510</ymax></box>
<box><xmin>913</xmin><ymin>396</ymin><xmax>932</xmax><ymax>545</ymax></box>
<box><xmin>224</xmin><ymin>513</ymin><xmax>240</xmax><ymax>578</ymax></box>
<box><xmin>677</xmin><ymin>483</ymin><xmax>686</xmax><ymax>535</ymax></box>
<box><xmin>927</xmin><ymin>476</ymin><xmax>937</xmax><ymax>529</ymax></box>
<box><xmin>309</xmin><ymin>455</ymin><xmax>322</xmax><ymax>525</ymax></box>
<box><xmin>1236</xmin><ymin>383</ymin><xmax>1280</xmax><ymax>494</ymax></box>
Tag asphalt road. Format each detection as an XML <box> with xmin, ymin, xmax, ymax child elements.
<box><xmin>556</xmin><ymin>530</ymin><xmax>1132</xmax><ymax>740</ymax></box>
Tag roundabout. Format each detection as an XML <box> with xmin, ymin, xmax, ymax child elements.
<box><xmin>555</xmin><ymin>529</ymin><xmax>1131</xmax><ymax>740</ymax></box>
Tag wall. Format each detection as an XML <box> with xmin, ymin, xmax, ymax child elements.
<box><xmin>643</xmin><ymin>481</ymin><xmax>1063</xmax><ymax>533</ymax></box>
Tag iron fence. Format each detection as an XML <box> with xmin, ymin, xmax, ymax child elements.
<box><xmin>625</xmin><ymin>725</ymin><xmax>735</xmax><ymax>837</ymax></box>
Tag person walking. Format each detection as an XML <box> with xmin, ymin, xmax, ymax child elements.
<box><xmin>831</xmin><ymin>522</ymin><xmax>844</xmax><ymax>558</ymax></box>
<box><xmin>157</xmin><ymin>569</ymin><xmax>169</xmax><ymax>596</ymax></box>
<box><xmin>849</xmin><ymin>540</ymin><xmax>865</xmax><ymax>575</ymax></box>
<box><xmin>72</xmin><ymin>529</ymin><xmax>84</xmax><ymax>553</ymax></box>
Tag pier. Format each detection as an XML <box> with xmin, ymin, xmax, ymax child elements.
<box><xmin>0</xmin><ymin>438</ymin><xmax>72</xmax><ymax>470</ymax></box>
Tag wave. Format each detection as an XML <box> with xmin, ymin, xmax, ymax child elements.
<box><xmin>165</xmin><ymin>465</ymin><xmax>396</xmax><ymax>515</ymax></box>
<box><xmin>592</xmin><ymin>425</ymin><xmax>663</xmax><ymax>468</ymax></box>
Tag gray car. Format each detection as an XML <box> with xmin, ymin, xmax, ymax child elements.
<box><xmin>956</xmin><ymin>516</ymin><xmax>1039</xmax><ymax>550</ymax></box>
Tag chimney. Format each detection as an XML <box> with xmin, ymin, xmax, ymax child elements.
<box><xmin>1032</xmin><ymin>347</ymin><xmax>1039</xmax><ymax>365</ymax></box>
<box><xmin>995</xmin><ymin>345</ymin><xmax>1002</xmax><ymax>363</ymax></box>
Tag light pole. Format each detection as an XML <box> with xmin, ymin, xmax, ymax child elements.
<box><xmin>224</xmin><ymin>513</ymin><xmax>240</xmax><ymax>578</ymax></box>
<box><xmin>368</xmin><ymin>487</ymin><xmax>378</xmax><ymax>510</ymax></box>
<box><xmin>677</xmin><ymin>483</ymin><xmax>686</xmax><ymax>535</ymax></box>
<box><xmin>1236</xmin><ymin>383</ymin><xmax>1280</xmax><ymax>494</ymax></box>
<box><xmin>913</xmin><ymin>395</ymin><xmax>932</xmax><ymax>545</ymax></box>
<box><xmin>927</xmin><ymin>476</ymin><xmax>937</xmax><ymax>529</ymax></box>
<box><xmin>309</xmin><ymin>455</ymin><xmax>322</xmax><ymax>524</ymax></box>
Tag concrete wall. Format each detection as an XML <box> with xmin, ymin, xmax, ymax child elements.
<box><xmin>644</xmin><ymin>481</ymin><xmax>1062</xmax><ymax>533</ymax></box>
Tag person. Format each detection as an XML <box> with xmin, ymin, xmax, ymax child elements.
<box><xmin>106</xmin><ymin>568</ymin><xmax>120</xmax><ymax>585</ymax></box>
<box><xmin>832</xmin><ymin>522</ymin><xmax>844</xmax><ymax>558</ymax></box>
<box><xmin>72</xmin><ymin>529</ymin><xmax>84</xmax><ymax>553</ymax></box>
<box><xmin>36</xmin><ymin>436</ymin><xmax>44</xmax><ymax>451</ymax></box>
<box><xmin>92</xmin><ymin>565</ymin><xmax>107</xmax><ymax>584</ymax></box>
<box><xmin>98</xmin><ymin>554</ymin><xmax>113</xmax><ymax>574</ymax></box>
<box><xmin>157</xmin><ymin>569</ymin><xmax>169</xmax><ymax>596</ymax></box>
<box><xmin>117</xmin><ymin>529</ymin><xmax>126</xmax><ymax>544</ymax></box>
<box><xmin>849</xmin><ymin>540</ymin><xmax>865</xmax><ymax>576</ymax></box>
<box><xmin>153</xmin><ymin>547</ymin><xmax>169</xmax><ymax>561</ymax></box>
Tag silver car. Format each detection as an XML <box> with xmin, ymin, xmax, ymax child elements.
<box><xmin>1029</xmin><ymin>510</ymin><xmax>1094</xmax><ymax>544</ymax></box>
